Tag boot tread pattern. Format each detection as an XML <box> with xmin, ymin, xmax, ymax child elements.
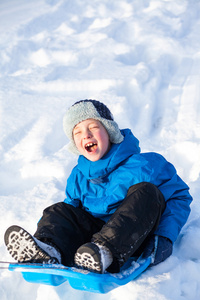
<box><xmin>74</xmin><ymin>243</ymin><xmax>102</xmax><ymax>273</ymax></box>
<box><xmin>4</xmin><ymin>225</ymin><xmax>56</xmax><ymax>263</ymax></box>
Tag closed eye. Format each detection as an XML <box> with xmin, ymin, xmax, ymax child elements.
<box><xmin>74</xmin><ymin>130</ymin><xmax>81</xmax><ymax>136</ymax></box>
<box><xmin>89</xmin><ymin>126</ymin><xmax>99</xmax><ymax>130</ymax></box>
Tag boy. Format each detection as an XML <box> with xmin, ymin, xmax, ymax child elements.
<box><xmin>4</xmin><ymin>99</ymin><xmax>192</xmax><ymax>274</ymax></box>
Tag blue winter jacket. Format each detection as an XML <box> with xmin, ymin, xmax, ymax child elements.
<box><xmin>64</xmin><ymin>129</ymin><xmax>192</xmax><ymax>243</ymax></box>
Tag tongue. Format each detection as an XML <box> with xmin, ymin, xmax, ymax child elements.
<box><xmin>87</xmin><ymin>144</ymin><xmax>97</xmax><ymax>152</ymax></box>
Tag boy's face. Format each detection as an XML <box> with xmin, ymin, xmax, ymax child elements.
<box><xmin>73</xmin><ymin>119</ymin><xmax>111</xmax><ymax>161</ymax></box>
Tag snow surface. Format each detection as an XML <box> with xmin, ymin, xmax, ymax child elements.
<box><xmin>0</xmin><ymin>0</ymin><xmax>200</xmax><ymax>299</ymax></box>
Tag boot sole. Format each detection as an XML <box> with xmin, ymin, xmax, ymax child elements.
<box><xmin>74</xmin><ymin>243</ymin><xmax>103</xmax><ymax>273</ymax></box>
<box><xmin>4</xmin><ymin>225</ymin><xmax>54</xmax><ymax>263</ymax></box>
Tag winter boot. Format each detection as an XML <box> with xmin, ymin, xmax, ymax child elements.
<box><xmin>74</xmin><ymin>242</ymin><xmax>113</xmax><ymax>273</ymax></box>
<box><xmin>4</xmin><ymin>225</ymin><xmax>61</xmax><ymax>264</ymax></box>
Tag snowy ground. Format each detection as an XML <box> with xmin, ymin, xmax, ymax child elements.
<box><xmin>0</xmin><ymin>0</ymin><xmax>200</xmax><ymax>299</ymax></box>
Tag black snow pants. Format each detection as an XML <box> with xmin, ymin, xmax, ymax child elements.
<box><xmin>34</xmin><ymin>182</ymin><xmax>165</xmax><ymax>272</ymax></box>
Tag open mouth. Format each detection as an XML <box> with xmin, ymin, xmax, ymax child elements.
<box><xmin>85</xmin><ymin>142</ymin><xmax>97</xmax><ymax>153</ymax></box>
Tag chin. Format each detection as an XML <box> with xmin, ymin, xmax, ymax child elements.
<box><xmin>87</xmin><ymin>157</ymin><xmax>99</xmax><ymax>162</ymax></box>
<box><xmin>86</xmin><ymin>154</ymin><xmax>102</xmax><ymax>162</ymax></box>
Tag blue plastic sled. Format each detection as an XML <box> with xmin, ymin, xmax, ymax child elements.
<box><xmin>8</xmin><ymin>255</ymin><xmax>152</xmax><ymax>294</ymax></box>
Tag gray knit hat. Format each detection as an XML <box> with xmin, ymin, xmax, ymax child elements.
<box><xmin>63</xmin><ymin>99</ymin><xmax>124</xmax><ymax>154</ymax></box>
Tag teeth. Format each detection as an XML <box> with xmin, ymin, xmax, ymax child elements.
<box><xmin>85</xmin><ymin>142</ymin><xmax>97</xmax><ymax>152</ymax></box>
<box><xmin>85</xmin><ymin>143</ymin><xmax>95</xmax><ymax>148</ymax></box>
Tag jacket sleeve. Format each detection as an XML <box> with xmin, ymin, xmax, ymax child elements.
<box><xmin>64</xmin><ymin>166</ymin><xmax>82</xmax><ymax>208</ymax></box>
<box><xmin>147</xmin><ymin>153</ymin><xmax>193</xmax><ymax>243</ymax></box>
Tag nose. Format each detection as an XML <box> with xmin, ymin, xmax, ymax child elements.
<box><xmin>83</xmin><ymin>128</ymin><xmax>92</xmax><ymax>139</ymax></box>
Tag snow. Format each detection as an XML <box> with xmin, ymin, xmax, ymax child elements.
<box><xmin>0</xmin><ymin>0</ymin><xmax>200</xmax><ymax>299</ymax></box>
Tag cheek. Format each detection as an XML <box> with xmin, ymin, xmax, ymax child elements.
<box><xmin>99</xmin><ymin>131</ymin><xmax>110</xmax><ymax>148</ymax></box>
<box><xmin>73</xmin><ymin>136</ymin><xmax>81</xmax><ymax>149</ymax></box>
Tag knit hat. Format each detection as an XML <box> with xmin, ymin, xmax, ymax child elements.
<box><xmin>63</xmin><ymin>99</ymin><xmax>124</xmax><ymax>154</ymax></box>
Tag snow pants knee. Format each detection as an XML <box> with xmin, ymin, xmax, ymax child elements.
<box><xmin>34</xmin><ymin>182</ymin><xmax>165</xmax><ymax>271</ymax></box>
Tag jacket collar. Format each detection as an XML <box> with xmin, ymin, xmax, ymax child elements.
<box><xmin>77</xmin><ymin>129</ymin><xmax>140</xmax><ymax>180</ymax></box>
